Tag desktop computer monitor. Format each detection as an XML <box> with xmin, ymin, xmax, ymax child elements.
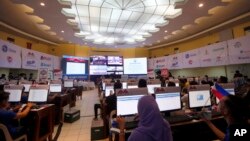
<box><xmin>117</xmin><ymin>95</ymin><xmax>144</xmax><ymax>116</ymax></box>
<box><xmin>23</xmin><ymin>84</ymin><xmax>31</xmax><ymax>92</ymax></box>
<box><xmin>147</xmin><ymin>84</ymin><xmax>161</xmax><ymax>94</ymax></box>
<box><xmin>175</xmin><ymin>83</ymin><xmax>179</xmax><ymax>87</ymax></box>
<box><xmin>4</xmin><ymin>89</ymin><xmax>22</xmax><ymax>102</ymax></box>
<box><xmin>189</xmin><ymin>90</ymin><xmax>211</xmax><ymax>108</ymax></box>
<box><xmin>105</xmin><ymin>86</ymin><xmax>114</xmax><ymax>96</ymax></box>
<box><xmin>154</xmin><ymin>87</ymin><xmax>181</xmax><ymax>112</ymax></box>
<box><xmin>49</xmin><ymin>84</ymin><xmax>62</xmax><ymax>93</ymax></box>
<box><xmin>189</xmin><ymin>88</ymin><xmax>211</xmax><ymax>108</ymax></box>
<box><xmin>28</xmin><ymin>89</ymin><xmax>49</xmax><ymax>103</ymax></box>
<box><xmin>122</xmin><ymin>82</ymin><xmax>127</xmax><ymax>89</ymax></box>
<box><xmin>4</xmin><ymin>85</ymin><xmax>24</xmax><ymax>102</ymax></box>
<box><xmin>127</xmin><ymin>85</ymin><xmax>138</xmax><ymax>89</ymax></box>
<box><xmin>116</xmin><ymin>88</ymin><xmax>148</xmax><ymax>116</ymax></box>
<box><xmin>64</xmin><ymin>80</ymin><xmax>73</xmax><ymax>88</ymax></box>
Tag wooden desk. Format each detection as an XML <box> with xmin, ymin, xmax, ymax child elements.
<box><xmin>111</xmin><ymin>116</ymin><xmax>227</xmax><ymax>141</ymax></box>
<box><xmin>24</xmin><ymin>104</ymin><xmax>55</xmax><ymax>141</ymax></box>
<box><xmin>54</xmin><ymin>94</ymin><xmax>69</xmax><ymax>124</ymax></box>
<box><xmin>170</xmin><ymin>116</ymin><xmax>227</xmax><ymax>141</ymax></box>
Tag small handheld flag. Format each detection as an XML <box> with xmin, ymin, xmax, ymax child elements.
<box><xmin>211</xmin><ymin>83</ymin><xmax>230</xmax><ymax>100</ymax></box>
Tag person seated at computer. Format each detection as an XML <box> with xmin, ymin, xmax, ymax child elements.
<box><xmin>8</xmin><ymin>73</ymin><xmax>14</xmax><ymax>81</ymax></box>
<box><xmin>28</xmin><ymin>73</ymin><xmax>33</xmax><ymax>81</ymax></box>
<box><xmin>189</xmin><ymin>77</ymin><xmax>198</xmax><ymax>85</ymax></box>
<box><xmin>0</xmin><ymin>91</ymin><xmax>34</xmax><ymax>140</ymax></box>
<box><xmin>104</xmin><ymin>80</ymin><xmax>122</xmax><ymax>117</ymax></box>
<box><xmin>20</xmin><ymin>86</ymin><xmax>28</xmax><ymax>103</ymax></box>
<box><xmin>0</xmin><ymin>74</ymin><xmax>6</xmax><ymax>80</ymax></box>
<box><xmin>181</xmin><ymin>88</ymin><xmax>189</xmax><ymax>109</ymax></box>
<box><xmin>243</xmin><ymin>90</ymin><xmax>250</xmax><ymax>124</ymax></box>
<box><xmin>234</xmin><ymin>70</ymin><xmax>243</xmax><ymax>78</ymax></box>
<box><xmin>167</xmin><ymin>81</ymin><xmax>176</xmax><ymax>87</ymax></box>
<box><xmin>117</xmin><ymin>95</ymin><xmax>173</xmax><ymax>141</ymax></box>
<box><xmin>138</xmin><ymin>79</ymin><xmax>147</xmax><ymax>88</ymax></box>
<box><xmin>218</xmin><ymin>76</ymin><xmax>228</xmax><ymax>83</ymax></box>
<box><xmin>203</xmin><ymin>95</ymin><xmax>250</xmax><ymax>141</ymax></box>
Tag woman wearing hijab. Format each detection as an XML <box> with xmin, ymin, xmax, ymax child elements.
<box><xmin>117</xmin><ymin>95</ymin><xmax>173</xmax><ymax>141</ymax></box>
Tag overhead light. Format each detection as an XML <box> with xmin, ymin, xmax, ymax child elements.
<box><xmin>164</xmin><ymin>30</ymin><xmax>168</xmax><ymax>33</ymax></box>
<box><xmin>198</xmin><ymin>3</ymin><xmax>204</xmax><ymax>8</ymax></box>
<box><xmin>60</xmin><ymin>0</ymin><xmax>185</xmax><ymax>45</ymax></box>
<box><xmin>40</xmin><ymin>2</ymin><xmax>45</xmax><ymax>6</ymax></box>
<box><xmin>61</xmin><ymin>30</ymin><xmax>64</xmax><ymax>33</ymax></box>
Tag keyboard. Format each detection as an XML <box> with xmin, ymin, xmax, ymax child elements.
<box><xmin>165</xmin><ymin>115</ymin><xmax>193</xmax><ymax>124</ymax></box>
<box><xmin>124</xmin><ymin>116</ymin><xmax>136</xmax><ymax>122</ymax></box>
<box><xmin>31</xmin><ymin>105</ymin><xmax>42</xmax><ymax>109</ymax></box>
<box><xmin>211</xmin><ymin>111</ymin><xmax>222</xmax><ymax>117</ymax></box>
<box><xmin>125</xmin><ymin>121</ymin><xmax>138</xmax><ymax>129</ymax></box>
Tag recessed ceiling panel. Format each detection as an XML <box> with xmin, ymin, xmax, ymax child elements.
<box><xmin>61</xmin><ymin>0</ymin><xmax>185</xmax><ymax>44</ymax></box>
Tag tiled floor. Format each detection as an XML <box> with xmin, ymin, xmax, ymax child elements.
<box><xmin>54</xmin><ymin>88</ymin><xmax>109</xmax><ymax>141</ymax></box>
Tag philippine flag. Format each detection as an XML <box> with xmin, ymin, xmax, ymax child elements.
<box><xmin>211</xmin><ymin>83</ymin><xmax>230</xmax><ymax>100</ymax></box>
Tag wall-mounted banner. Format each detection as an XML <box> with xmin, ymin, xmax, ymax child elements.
<box><xmin>39</xmin><ymin>52</ymin><xmax>53</xmax><ymax>69</ymax></box>
<box><xmin>182</xmin><ymin>49</ymin><xmax>200</xmax><ymax>68</ymax></box>
<box><xmin>21</xmin><ymin>48</ymin><xmax>40</xmax><ymax>70</ymax></box>
<box><xmin>147</xmin><ymin>69</ymin><xmax>155</xmax><ymax>78</ymax></box>
<box><xmin>168</xmin><ymin>53</ymin><xmax>183</xmax><ymax>70</ymax></box>
<box><xmin>199</xmin><ymin>41</ymin><xmax>228</xmax><ymax>67</ymax></box>
<box><xmin>53</xmin><ymin>56</ymin><xmax>61</xmax><ymax>69</ymax></box>
<box><xmin>38</xmin><ymin>68</ymin><xmax>48</xmax><ymax>81</ymax></box>
<box><xmin>154</xmin><ymin>56</ymin><xmax>168</xmax><ymax>69</ymax></box>
<box><xmin>147</xmin><ymin>58</ymin><xmax>155</xmax><ymax>70</ymax></box>
<box><xmin>53</xmin><ymin>69</ymin><xmax>62</xmax><ymax>80</ymax></box>
<box><xmin>0</xmin><ymin>39</ymin><xmax>21</xmax><ymax>68</ymax></box>
<box><xmin>227</xmin><ymin>35</ymin><xmax>250</xmax><ymax>64</ymax></box>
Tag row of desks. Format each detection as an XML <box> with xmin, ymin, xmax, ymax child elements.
<box><xmin>111</xmin><ymin>116</ymin><xmax>227</xmax><ymax>141</ymax></box>
<box><xmin>20</xmin><ymin>87</ymin><xmax>79</xmax><ymax>141</ymax></box>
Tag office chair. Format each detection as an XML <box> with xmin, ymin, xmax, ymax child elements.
<box><xmin>0</xmin><ymin>124</ymin><xmax>27</xmax><ymax>141</ymax></box>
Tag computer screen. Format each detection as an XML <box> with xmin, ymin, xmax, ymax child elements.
<box><xmin>147</xmin><ymin>84</ymin><xmax>161</xmax><ymax>94</ymax></box>
<box><xmin>102</xmin><ymin>83</ymin><xmax>106</xmax><ymax>90</ymax></box>
<box><xmin>4</xmin><ymin>89</ymin><xmax>22</xmax><ymax>102</ymax></box>
<box><xmin>175</xmin><ymin>83</ymin><xmax>179</xmax><ymax>87</ymax></box>
<box><xmin>105</xmin><ymin>86</ymin><xmax>114</xmax><ymax>96</ymax></box>
<box><xmin>155</xmin><ymin>92</ymin><xmax>181</xmax><ymax>112</ymax></box>
<box><xmin>28</xmin><ymin>89</ymin><xmax>48</xmax><ymax>102</ymax></box>
<box><xmin>50</xmin><ymin>84</ymin><xmax>62</xmax><ymax>93</ymax></box>
<box><xmin>23</xmin><ymin>84</ymin><xmax>31</xmax><ymax>92</ymax></box>
<box><xmin>64</xmin><ymin>81</ymin><xmax>73</xmax><ymax>87</ymax></box>
<box><xmin>189</xmin><ymin>90</ymin><xmax>211</xmax><ymax>108</ymax></box>
<box><xmin>117</xmin><ymin>95</ymin><xmax>144</xmax><ymax>116</ymax></box>
<box><xmin>122</xmin><ymin>82</ymin><xmax>127</xmax><ymax>89</ymax></box>
<box><xmin>66</xmin><ymin>62</ymin><xmax>86</xmax><ymax>75</ymax></box>
<box><xmin>127</xmin><ymin>85</ymin><xmax>138</xmax><ymax>89</ymax></box>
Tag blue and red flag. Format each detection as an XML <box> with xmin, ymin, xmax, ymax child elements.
<box><xmin>211</xmin><ymin>83</ymin><xmax>230</xmax><ymax>100</ymax></box>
